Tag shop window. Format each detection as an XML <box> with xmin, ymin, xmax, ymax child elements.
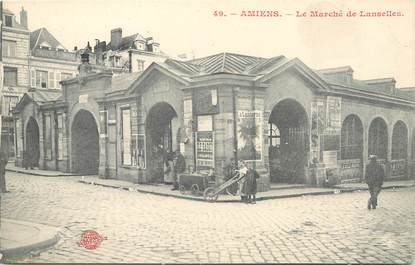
<box><xmin>3</xmin><ymin>67</ymin><xmax>17</xmax><ymax>86</ymax></box>
<box><xmin>44</xmin><ymin>114</ymin><xmax>53</xmax><ymax>160</ymax></box>
<box><xmin>36</xmin><ymin>70</ymin><xmax>48</xmax><ymax>88</ymax></box>
<box><xmin>131</xmin><ymin>134</ymin><xmax>146</xmax><ymax>169</ymax></box>
<box><xmin>57</xmin><ymin>114</ymin><xmax>66</xmax><ymax>160</ymax></box>
<box><xmin>2</xmin><ymin>40</ymin><xmax>16</xmax><ymax>57</ymax></box>
<box><xmin>121</xmin><ymin>108</ymin><xmax>145</xmax><ymax>168</ymax></box>
<box><xmin>121</xmin><ymin>108</ymin><xmax>132</xmax><ymax>165</ymax></box>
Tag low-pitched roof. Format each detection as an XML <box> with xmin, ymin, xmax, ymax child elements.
<box><xmin>186</xmin><ymin>52</ymin><xmax>267</xmax><ymax>75</ymax></box>
<box><xmin>13</xmin><ymin>89</ymin><xmax>63</xmax><ymax>114</ymax></box>
<box><xmin>30</xmin><ymin>28</ymin><xmax>67</xmax><ymax>50</ymax></box>
<box><xmin>106</xmin><ymin>71</ymin><xmax>143</xmax><ymax>94</ymax></box>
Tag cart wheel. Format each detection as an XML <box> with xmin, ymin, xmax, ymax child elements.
<box><xmin>203</xmin><ymin>187</ymin><xmax>218</xmax><ymax>202</ymax></box>
<box><xmin>190</xmin><ymin>184</ymin><xmax>199</xmax><ymax>196</ymax></box>
<box><xmin>179</xmin><ymin>185</ymin><xmax>186</xmax><ymax>194</ymax></box>
<box><xmin>225</xmin><ymin>182</ymin><xmax>238</xmax><ymax>196</ymax></box>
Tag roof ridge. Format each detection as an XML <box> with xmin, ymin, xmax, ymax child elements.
<box><xmin>221</xmin><ymin>52</ymin><xmax>227</xmax><ymax>72</ymax></box>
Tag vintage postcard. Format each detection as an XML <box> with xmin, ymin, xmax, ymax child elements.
<box><xmin>0</xmin><ymin>0</ymin><xmax>414</xmax><ymax>264</ymax></box>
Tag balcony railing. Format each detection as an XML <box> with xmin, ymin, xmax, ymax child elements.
<box><xmin>32</xmin><ymin>48</ymin><xmax>79</xmax><ymax>62</ymax></box>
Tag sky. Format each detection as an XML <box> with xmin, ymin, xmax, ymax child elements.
<box><xmin>4</xmin><ymin>0</ymin><xmax>415</xmax><ymax>87</ymax></box>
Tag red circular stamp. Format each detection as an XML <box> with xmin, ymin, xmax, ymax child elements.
<box><xmin>78</xmin><ymin>230</ymin><xmax>107</xmax><ymax>250</ymax></box>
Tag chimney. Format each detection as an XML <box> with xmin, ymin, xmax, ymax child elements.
<box><xmin>110</xmin><ymin>28</ymin><xmax>122</xmax><ymax>50</ymax></box>
<box><xmin>20</xmin><ymin>7</ymin><xmax>28</xmax><ymax>29</ymax></box>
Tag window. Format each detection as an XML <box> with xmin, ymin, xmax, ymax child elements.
<box><xmin>391</xmin><ymin>122</ymin><xmax>408</xmax><ymax>160</ymax></box>
<box><xmin>137</xmin><ymin>60</ymin><xmax>145</xmax><ymax>72</ymax></box>
<box><xmin>368</xmin><ymin>118</ymin><xmax>388</xmax><ymax>159</ymax></box>
<box><xmin>36</xmin><ymin>70</ymin><xmax>48</xmax><ymax>88</ymax></box>
<box><xmin>115</xmin><ymin>57</ymin><xmax>121</xmax><ymax>67</ymax></box>
<box><xmin>269</xmin><ymin>123</ymin><xmax>281</xmax><ymax>147</ymax></box>
<box><xmin>49</xmin><ymin>72</ymin><xmax>55</xmax><ymax>89</ymax></box>
<box><xmin>131</xmin><ymin>134</ymin><xmax>146</xmax><ymax>168</ymax></box>
<box><xmin>4</xmin><ymin>15</ymin><xmax>13</xmax><ymax>27</ymax></box>
<box><xmin>44</xmin><ymin>114</ymin><xmax>52</xmax><ymax>160</ymax></box>
<box><xmin>2</xmin><ymin>96</ymin><xmax>19</xmax><ymax>116</ymax></box>
<box><xmin>2</xmin><ymin>40</ymin><xmax>17</xmax><ymax>57</ymax></box>
<box><xmin>3</xmin><ymin>67</ymin><xmax>18</xmax><ymax>86</ymax></box>
<box><xmin>121</xmin><ymin>108</ymin><xmax>132</xmax><ymax>165</ymax></box>
<box><xmin>341</xmin><ymin>115</ymin><xmax>363</xmax><ymax>159</ymax></box>
<box><xmin>121</xmin><ymin>108</ymin><xmax>145</xmax><ymax>168</ymax></box>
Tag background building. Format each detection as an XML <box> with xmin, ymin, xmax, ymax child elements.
<box><xmin>91</xmin><ymin>27</ymin><xmax>168</xmax><ymax>75</ymax></box>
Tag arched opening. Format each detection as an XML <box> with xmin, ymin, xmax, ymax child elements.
<box><xmin>268</xmin><ymin>99</ymin><xmax>309</xmax><ymax>183</ymax></box>
<box><xmin>25</xmin><ymin>117</ymin><xmax>40</xmax><ymax>168</ymax></box>
<box><xmin>71</xmin><ymin>110</ymin><xmax>99</xmax><ymax>175</ymax></box>
<box><xmin>391</xmin><ymin>121</ymin><xmax>408</xmax><ymax>178</ymax></box>
<box><xmin>145</xmin><ymin>102</ymin><xmax>177</xmax><ymax>183</ymax></box>
<box><xmin>341</xmin><ymin>115</ymin><xmax>363</xmax><ymax>160</ymax></box>
<box><xmin>368</xmin><ymin>117</ymin><xmax>388</xmax><ymax>160</ymax></box>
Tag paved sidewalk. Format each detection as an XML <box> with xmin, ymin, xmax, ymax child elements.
<box><xmin>79</xmin><ymin>176</ymin><xmax>337</xmax><ymax>202</ymax></box>
<box><xmin>334</xmin><ymin>180</ymin><xmax>415</xmax><ymax>191</ymax></box>
<box><xmin>6</xmin><ymin>164</ymin><xmax>79</xmax><ymax>177</ymax></box>
<box><xmin>0</xmin><ymin>218</ymin><xmax>60</xmax><ymax>261</ymax></box>
<box><xmin>79</xmin><ymin>176</ymin><xmax>415</xmax><ymax>202</ymax></box>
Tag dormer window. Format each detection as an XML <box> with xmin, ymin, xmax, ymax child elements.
<box><xmin>5</xmin><ymin>15</ymin><xmax>13</xmax><ymax>27</ymax></box>
<box><xmin>134</xmin><ymin>41</ymin><xmax>145</xmax><ymax>50</ymax></box>
<box><xmin>153</xmin><ymin>45</ymin><xmax>159</xmax><ymax>53</ymax></box>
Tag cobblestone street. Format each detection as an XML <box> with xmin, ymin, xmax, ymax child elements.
<box><xmin>1</xmin><ymin>172</ymin><xmax>414</xmax><ymax>264</ymax></box>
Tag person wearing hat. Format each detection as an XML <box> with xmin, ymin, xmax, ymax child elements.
<box><xmin>365</xmin><ymin>155</ymin><xmax>385</xmax><ymax>210</ymax></box>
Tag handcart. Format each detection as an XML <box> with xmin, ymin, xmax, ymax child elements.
<box><xmin>178</xmin><ymin>173</ymin><xmax>209</xmax><ymax>196</ymax></box>
<box><xmin>203</xmin><ymin>171</ymin><xmax>245</xmax><ymax>202</ymax></box>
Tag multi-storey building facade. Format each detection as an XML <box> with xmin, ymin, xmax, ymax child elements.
<box><xmin>29</xmin><ymin>27</ymin><xmax>78</xmax><ymax>90</ymax></box>
<box><xmin>1</xmin><ymin>7</ymin><xmax>29</xmax><ymax>117</ymax></box>
<box><xmin>1</xmin><ymin>6</ymin><xmax>79</xmax><ymax>156</ymax></box>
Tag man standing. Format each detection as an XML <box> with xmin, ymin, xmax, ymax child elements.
<box><xmin>365</xmin><ymin>155</ymin><xmax>385</xmax><ymax>210</ymax></box>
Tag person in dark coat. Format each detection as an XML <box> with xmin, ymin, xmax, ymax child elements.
<box><xmin>365</xmin><ymin>155</ymin><xmax>385</xmax><ymax>210</ymax></box>
<box><xmin>0</xmin><ymin>147</ymin><xmax>9</xmax><ymax>192</ymax></box>
<box><xmin>245</xmin><ymin>168</ymin><xmax>260</xmax><ymax>204</ymax></box>
<box><xmin>173</xmin><ymin>150</ymin><xmax>186</xmax><ymax>190</ymax></box>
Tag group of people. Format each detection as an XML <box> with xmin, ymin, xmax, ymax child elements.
<box><xmin>224</xmin><ymin>159</ymin><xmax>260</xmax><ymax>204</ymax></box>
<box><xmin>163</xmin><ymin>149</ymin><xmax>186</xmax><ymax>191</ymax></box>
<box><xmin>163</xmin><ymin>150</ymin><xmax>384</xmax><ymax>208</ymax></box>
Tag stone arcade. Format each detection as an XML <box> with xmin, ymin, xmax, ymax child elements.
<box><xmin>12</xmin><ymin>52</ymin><xmax>415</xmax><ymax>191</ymax></box>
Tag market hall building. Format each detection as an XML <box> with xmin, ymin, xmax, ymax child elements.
<box><xmin>12</xmin><ymin>52</ymin><xmax>415</xmax><ymax>191</ymax></box>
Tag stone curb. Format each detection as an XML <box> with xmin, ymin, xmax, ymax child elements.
<box><xmin>6</xmin><ymin>168</ymin><xmax>79</xmax><ymax>177</ymax></box>
<box><xmin>79</xmin><ymin>179</ymin><xmax>415</xmax><ymax>203</ymax></box>
<box><xmin>0</xmin><ymin>219</ymin><xmax>61</xmax><ymax>261</ymax></box>
<box><xmin>78</xmin><ymin>180</ymin><xmax>362</xmax><ymax>202</ymax></box>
